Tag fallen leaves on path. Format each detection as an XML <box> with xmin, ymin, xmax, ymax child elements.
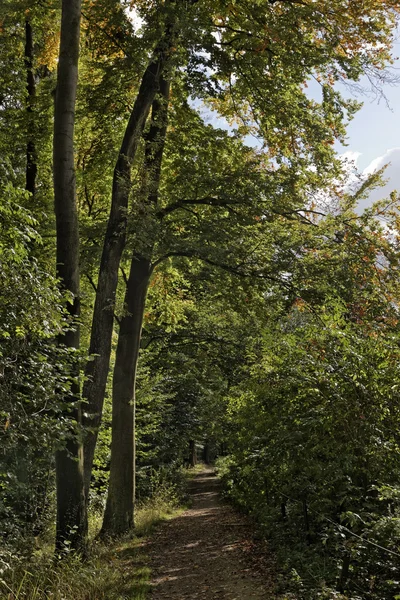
<box><xmin>146</xmin><ymin>468</ymin><xmax>279</xmax><ymax>599</ymax></box>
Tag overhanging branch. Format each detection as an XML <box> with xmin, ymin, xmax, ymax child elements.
<box><xmin>151</xmin><ymin>249</ymin><xmax>292</xmax><ymax>289</ymax></box>
<box><xmin>157</xmin><ymin>196</ymin><xmax>243</xmax><ymax>219</ymax></box>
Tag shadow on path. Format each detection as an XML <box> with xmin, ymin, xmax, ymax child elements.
<box><xmin>147</xmin><ymin>468</ymin><xmax>277</xmax><ymax>599</ymax></box>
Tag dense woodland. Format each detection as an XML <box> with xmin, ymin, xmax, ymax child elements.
<box><xmin>2</xmin><ymin>0</ymin><xmax>400</xmax><ymax>598</ymax></box>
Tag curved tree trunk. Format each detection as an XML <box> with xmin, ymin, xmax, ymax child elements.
<box><xmin>82</xmin><ymin>37</ymin><xmax>175</xmax><ymax>499</ymax></box>
<box><xmin>101</xmin><ymin>256</ymin><xmax>151</xmax><ymax>534</ymax></box>
<box><xmin>102</xmin><ymin>79</ymin><xmax>170</xmax><ymax>535</ymax></box>
<box><xmin>53</xmin><ymin>0</ymin><xmax>86</xmax><ymax>553</ymax></box>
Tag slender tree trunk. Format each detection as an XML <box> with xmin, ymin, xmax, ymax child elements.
<box><xmin>102</xmin><ymin>79</ymin><xmax>170</xmax><ymax>535</ymax></box>
<box><xmin>82</xmin><ymin>39</ymin><xmax>175</xmax><ymax>499</ymax></box>
<box><xmin>303</xmin><ymin>499</ymin><xmax>311</xmax><ymax>544</ymax></box>
<box><xmin>25</xmin><ymin>18</ymin><xmax>37</xmax><ymax>197</ymax></box>
<box><xmin>189</xmin><ymin>440</ymin><xmax>197</xmax><ymax>468</ymax></box>
<box><xmin>102</xmin><ymin>256</ymin><xmax>151</xmax><ymax>534</ymax></box>
<box><xmin>53</xmin><ymin>0</ymin><xmax>86</xmax><ymax>553</ymax></box>
<box><xmin>203</xmin><ymin>440</ymin><xmax>211</xmax><ymax>465</ymax></box>
<box><xmin>338</xmin><ymin>550</ymin><xmax>351</xmax><ymax>594</ymax></box>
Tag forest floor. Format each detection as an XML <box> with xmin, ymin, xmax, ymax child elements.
<box><xmin>145</xmin><ymin>467</ymin><xmax>281</xmax><ymax>599</ymax></box>
<box><xmin>1</xmin><ymin>468</ymin><xmax>293</xmax><ymax>600</ymax></box>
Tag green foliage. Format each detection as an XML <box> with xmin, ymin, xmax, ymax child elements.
<box><xmin>0</xmin><ymin>484</ymin><xmax>185</xmax><ymax>600</ymax></box>
<box><xmin>219</xmin><ymin>200</ymin><xmax>400</xmax><ymax>598</ymax></box>
<box><xmin>0</xmin><ymin>181</ymin><xmax>79</xmax><ymax>551</ymax></box>
<box><xmin>2</xmin><ymin>0</ymin><xmax>400</xmax><ymax>591</ymax></box>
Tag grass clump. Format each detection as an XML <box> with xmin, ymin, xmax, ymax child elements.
<box><xmin>0</xmin><ymin>485</ymin><xmax>183</xmax><ymax>600</ymax></box>
<box><xmin>1</xmin><ymin>540</ymin><xmax>150</xmax><ymax>600</ymax></box>
<box><xmin>135</xmin><ymin>483</ymin><xmax>185</xmax><ymax>537</ymax></box>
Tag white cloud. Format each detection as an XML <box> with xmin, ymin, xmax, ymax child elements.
<box><xmin>337</xmin><ymin>148</ymin><xmax>400</xmax><ymax>213</ymax></box>
<box><xmin>363</xmin><ymin>155</ymin><xmax>387</xmax><ymax>176</ymax></box>
<box><xmin>359</xmin><ymin>147</ymin><xmax>400</xmax><ymax>210</ymax></box>
<box><xmin>336</xmin><ymin>151</ymin><xmax>362</xmax><ymax>198</ymax></box>
<box><xmin>341</xmin><ymin>150</ymin><xmax>362</xmax><ymax>165</ymax></box>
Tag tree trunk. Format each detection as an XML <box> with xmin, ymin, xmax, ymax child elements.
<box><xmin>102</xmin><ymin>79</ymin><xmax>170</xmax><ymax>535</ymax></box>
<box><xmin>303</xmin><ymin>499</ymin><xmax>311</xmax><ymax>544</ymax></box>
<box><xmin>338</xmin><ymin>550</ymin><xmax>351</xmax><ymax>594</ymax></box>
<box><xmin>102</xmin><ymin>256</ymin><xmax>151</xmax><ymax>534</ymax></box>
<box><xmin>53</xmin><ymin>0</ymin><xmax>86</xmax><ymax>553</ymax></box>
<box><xmin>25</xmin><ymin>18</ymin><xmax>37</xmax><ymax>197</ymax></box>
<box><xmin>189</xmin><ymin>440</ymin><xmax>197</xmax><ymax>468</ymax></box>
<box><xmin>82</xmin><ymin>37</ymin><xmax>175</xmax><ymax>499</ymax></box>
<box><xmin>203</xmin><ymin>440</ymin><xmax>211</xmax><ymax>465</ymax></box>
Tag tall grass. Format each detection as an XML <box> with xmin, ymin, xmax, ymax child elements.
<box><xmin>0</xmin><ymin>485</ymin><xmax>183</xmax><ymax>600</ymax></box>
<box><xmin>1</xmin><ymin>541</ymin><xmax>151</xmax><ymax>600</ymax></box>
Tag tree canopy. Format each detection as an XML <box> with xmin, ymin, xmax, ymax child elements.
<box><xmin>1</xmin><ymin>0</ymin><xmax>400</xmax><ymax>597</ymax></box>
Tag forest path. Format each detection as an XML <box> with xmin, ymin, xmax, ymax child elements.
<box><xmin>146</xmin><ymin>467</ymin><xmax>277</xmax><ymax>599</ymax></box>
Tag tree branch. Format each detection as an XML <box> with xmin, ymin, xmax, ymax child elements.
<box><xmin>151</xmin><ymin>249</ymin><xmax>291</xmax><ymax>288</ymax></box>
<box><xmin>157</xmin><ymin>196</ymin><xmax>243</xmax><ymax>219</ymax></box>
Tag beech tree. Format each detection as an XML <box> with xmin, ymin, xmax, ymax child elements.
<box><xmin>1</xmin><ymin>0</ymin><xmax>400</xmax><ymax>572</ymax></box>
<box><xmin>102</xmin><ymin>77</ymin><xmax>170</xmax><ymax>534</ymax></box>
<box><xmin>24</xmin><ymin>15</ymin><xmax>36</xmax><ymax>198</ymax></box>
<box><xmin>53</xmin><ymin>0</ymin><xmax>86</xmax><ymax>552</ymax></box>
<box><xmin>82</xmin><ymin>4</ymin><xmax>178</xmax><ymax>497</ymax></box>
<box><xmin>77</xmin><ymin>0</ymin><xmax>400</xmax><ymax>533</ymax></box>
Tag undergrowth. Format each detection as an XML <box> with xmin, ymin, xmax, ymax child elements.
<box><xmin>0</xmin><ymin>482</ymin><xmax>185</xmax><ymax>600</ymax></box>
<box><xmin>216</xmin><ymin>457</ymin><xmax>400</xmax><ymax>600</ymax></box>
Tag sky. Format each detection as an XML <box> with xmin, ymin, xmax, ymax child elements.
<box><xmin>203</xmin><ymin>51</ymin><xmax>400</xmax><ymax>210</ymax></box>
<box><xmin>328</xmin><ymin>41</ymin><xmax>400</xmax><ymax>208</ymax></box>
<box><xmin>337</xmin><ymin>55</ymin><xmax>400</xmax><ymax>169</ymax></box>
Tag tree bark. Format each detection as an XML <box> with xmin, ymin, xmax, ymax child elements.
<box><xmin>82</xmin><ymin>37</ymin><xmax>175</xmax><ymax>499</ymax></box>
<box><xmin>102</xmin><ymin>78</ymin><xmax>170</xmax><ymax>535</ymax></box>
<box><xmin>102</xmin><ymin>256</ymin><xmax>151</xmax><ymax>534</ymax></box>
<box><xmin>203</xmin><ymin>440</ymin><xmax>211</xmax><ymax>464</ymax></box>
<box><xmin>338</xmin><ymin>550</ymin><xmax>351</xmax><ymax>594</ymax></box>
<box><xmin>189</xmin><ymin>440</ymin><xmax>197</xmax><ymax>468</ymax></box>
<box><xmin>53</xmin><ymin>0</ymin><xmax>86</xmax><ymax>553</ymax></box>
<box><xmin>25</xmin><ymin>18</ymin><xmax>37</xmax><ymax>197</ymax></box>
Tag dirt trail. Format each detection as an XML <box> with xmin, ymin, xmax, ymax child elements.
<box><xmin>147</xmin><ymin>468</ymin><xmax>277</xmax><ymax>599</ymax></box>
